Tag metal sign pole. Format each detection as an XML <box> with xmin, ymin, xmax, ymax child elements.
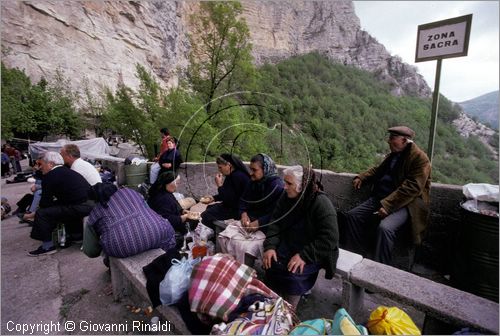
<box><xmin>427</xmin><ymin>58</ymin><xmax>442</xmax><ymax>163</ymax></box>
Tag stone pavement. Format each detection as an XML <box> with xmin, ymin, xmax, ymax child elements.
<box><xmin>0</xmin><ymin>163</ymin><xmax>426</xmax><ymax>335</ymax></box>
<box><xmin>0</xmin><ymin>168</ymin><xmax>167</xmax><ymax>335</ymax></box>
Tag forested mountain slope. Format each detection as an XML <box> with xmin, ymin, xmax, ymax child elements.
<box><xmin>252</xmin><ymin>53</ymin><xmax>498</xmax><ymax>184</ymax></box>
<box><xmin>459</xmin><ymin>91</ymin><xmax>499</xmax><ymax>130</ymax></box>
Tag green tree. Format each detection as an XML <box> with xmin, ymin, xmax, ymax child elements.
<box><xmin>1</xmin><ymin>63</ymin><xmax>82</xmax><ymax>140</ymax></box>
<box><xmin>187</xmin><ymin>1</ymin><xmax>254</xmax><ymax>114</ymax></box>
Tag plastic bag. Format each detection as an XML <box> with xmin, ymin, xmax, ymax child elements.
<box><xmin>290</xmin><ymin>318</ymin><xmax>333</xmax><ymax>335</ymax></box>
<box><xmin>159</xmin><ymin>257</ymin><xmax>199</xmax><ymax>305</ymax></box>
<box><xmin>367</xmin><ymin>306</ymin><xmax>421</xmax><ymax>335</ymax></box>
<box><xmin>331</xmin><ymin>308</ymin><xmax>368</xmax><ymax>335</ymax></box>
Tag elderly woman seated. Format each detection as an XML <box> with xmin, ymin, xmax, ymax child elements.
<box><xmin>200</xmin><ymin>153</ymin><xmax>251</xmax><ymax>229</ymax></box>
<box><xmin>83</xmin><ymin>183</ymin><xmax>176</xmax><ymax>260</ymax></box>
<box><xmin>218</xmin><ymin>153</ymin><xmax>284</xmax><ymax>265</ymax></box>
<box><xmin>147</xmin><ymin>171</ymin><xmax>191</xmax><ymax>233</ymax></box>
<box><xmin>263</xmin><ymin>165</ymin><xmax>339</xmax><ymax>308</ymax></box>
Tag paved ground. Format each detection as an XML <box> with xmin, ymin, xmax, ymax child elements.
<box><xmin>1</xmin><ymin>164</ymin><xmax>158</xmax><ymax>335</ymax></box>
<box><xmin>0</xmin><ymin>161</ymin><xmax>428</xmax><ymax>335</ymax></box>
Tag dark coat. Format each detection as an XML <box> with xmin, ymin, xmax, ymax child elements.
<box><xmin>239</xmin><ymin>175</ymin><xmax>284</xmax><ymax>228</ymax></box>
<box><xmin>264</xmin><ymin>192</ymin><xmax>339</xmax><ymax>279</ymax></box>
<box><xmin>147</xmin><ymin>190</ymin><xmax>184</xmax><ymax>232</ymax></box>
<box><xmin>357</xmin><ymin>142</ymin><xmax>431</xmax><ymax>244</ymax></box>
<box><xmin>40</xmin><ymin>166</ymin><xmax>90</xmax><ymax>208</ymax></box>
<box><xmin>158</xmin><ymin>149</ymin><xmax>183</xmax><ymax>174</ymax></box>
<box><xmin>213</xmin><ymin>170</ymin><xmax>250</xmax><ymax>210</ymax></box>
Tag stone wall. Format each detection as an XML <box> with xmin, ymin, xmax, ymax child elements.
<box><xmin>175</xmin><ymin>162</ymin><xmax>463</xmax><ymax>273</ymax></box>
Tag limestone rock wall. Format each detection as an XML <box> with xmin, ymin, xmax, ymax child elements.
<box><xmin>1</xmin><ymin>1</ymin><xmax>430</xmax><ymax>98</ymax></box>
<box><xmin>1</xmin><ymin>1</ymin><xmax>188</xmax><ymax>93</ymax></box>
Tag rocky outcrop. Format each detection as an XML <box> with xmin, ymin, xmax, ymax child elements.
<box><xmin>453</xmin><ymin>112</ymin><xmax>498</xmax><ymax>159</ymax></box>
<box><xmin>241</xmin><ymin>1</ymin><xmax>430</xmax><ymax>97</ymax></box>
<box><xmin>1</xmin><ymin>1</ymin><xmax>431</xmax><ymax>98</ymax></box>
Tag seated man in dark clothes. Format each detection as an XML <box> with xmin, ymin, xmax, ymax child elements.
<box><xmin>343</xmin><ymin>126</ymin><xmax>431</xmax><ymax>265</ymax></box>
<box><xmin>28</xmin><ymin>151</ymin><xmax>94</xmax><ymax>256</ymax></box>
<box><xmin>200</xmin><ymin>153</ymin><xmax>251</xmax><ymax>229</ymax></box>
<box><xmin>148</xmin><ymin>171</ymin><xmax>189</xmax><ymax>233</ymax></box>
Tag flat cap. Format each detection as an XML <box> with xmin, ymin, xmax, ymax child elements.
<box><xmin>388</xmin><ymin>126</ymin><xmax>415</xmax><ymax>139</ymax></box>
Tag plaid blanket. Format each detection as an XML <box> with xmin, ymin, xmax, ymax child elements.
<box><xmin>189</xmin><ymin>254</ymin><xmax>278</xmax><ymax>321</ymax></box>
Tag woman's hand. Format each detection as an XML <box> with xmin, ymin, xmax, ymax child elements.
<box><xmin>246</xmin><ymin>220</ymin><xmax>259</xmax><ymax>233</ymax></box>
<box><xmin>215</xmin><ymin>173</ymin><xmax>223</xmax><ymax>188</ymax></box>
<box><xmin>263</xmin><ymin>249</ymin><xmax>277</xmax><ymax>269</ymax></box>
<box><xmin>162</xmin><ymin>163</ymin><xmax>172</xmax><ymax>168</ymax></box>
<box><xmin>287</xmin><ymin>253</ymin><xmax>305</xmax><ymax>274</ymax></box>
<box><xmin>240</xmin><ymin>212</ymin><xmax>250</xmax><ymax>227</ymax></box>
<box><xmin>180</xmin><ymin>214</ymin><xmax>189</xmax><ymax>223</ymax></box>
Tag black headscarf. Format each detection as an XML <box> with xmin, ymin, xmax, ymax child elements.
<box><xmin>217</xmin><ymin>153</ymin><xmax>250</xmax><ymax>177</ymax></box>
<box><xmin>89</xmin><ymin>182</ymin><xmax>118</xmax><ymax>208</ymax></box>
<box><xmin>149</xmin><ymin>171</ymin><xmax>177</xmax><ymax>199</ymax></box>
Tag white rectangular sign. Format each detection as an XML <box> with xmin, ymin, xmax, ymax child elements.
<box><xmin>415</xmin><ymin>14</ymin><xmax>472</xmax><ymax>62</ymax></box>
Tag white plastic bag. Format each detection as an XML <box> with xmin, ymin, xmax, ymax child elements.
<box><xmin>463</xmin><ymin>183</ymin><xmax>499</xmax><ymax>202</ymax></box>
<box><xmin>159</xmin><ymin>257</ymin><xmax>199</xmax><ymax>305</ymax></box>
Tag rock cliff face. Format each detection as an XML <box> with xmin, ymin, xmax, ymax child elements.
<box><xmin>1</xmin><ymin>0</ymin><xmax>431</xmax><ymax>97</ymax></box>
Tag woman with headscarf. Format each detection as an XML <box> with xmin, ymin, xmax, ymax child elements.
<box><xmin>218</xmin><ymin>153</ymin><xmax>284</xmax><ymax>265</ymax></box>
<box><xmin>200</xmin><ymin>153</ymin><xmax>251</xmax><ymax>229</ymax></box>
<box><xmin>147</xmin><ymin>171</ymin><xmax>189</xmax><ymax>233</ymax></box>
<box><xmin>158</xmin><ymin>136</ymin><xmax>183</xmax><ymax>175</ymax></box>
<box><xmin>83</xmin><ymin>183</ymin><xmax>176</xmax><ymax>259</ymax></box>
<box><xmin>262</xmin><ymin>165</ymin><xmax>339</xmax><ymax>308</ymax></box>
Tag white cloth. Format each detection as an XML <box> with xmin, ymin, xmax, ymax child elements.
<box><xmin>463</xmin><ymin>183</ymin><xmax>499</xmax><ymax>202</ymax></box>
<box><xmin>72</xmin><ymin>158</ymin><xmax>102</xmax><ymax>186</ymax></box>
<box><xmin>217</xmin><ymin>219</ymin><xmax>265</xmax><ymax>264</ymax></box>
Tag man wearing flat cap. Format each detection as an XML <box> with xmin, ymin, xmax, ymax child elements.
<box><xmin>344</xmin><ymin>125</ymin><xmax>431</xmax><ymax>265</ymax></box>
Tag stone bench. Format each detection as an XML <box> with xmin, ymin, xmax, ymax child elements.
<box><xmin>110</xmin><ymin>245</ymin><xmax>498</xmax><ymax>335</ymax></box>
<box><xmin>339</xmin><ymin>251</ymin><xmax>499</xmax><ymax>335</ymax></box>
<box><xmin>109</xmin><ymin>249</ymin><xmax>190</xmax><ymax>335</ymax></box>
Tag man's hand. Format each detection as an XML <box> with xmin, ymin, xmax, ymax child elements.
<box><xmin>263</xmin><ymin>249</ymin><xmax>277</xmax><ymax>269</ymax></box>
<box><xmin>162</xmin><ymin>163</ymin><xmax>172</xmax><ymax>169</ymax></box>
<box><xmin>180</xmin><ymin>214</ymin><xmax>189</xmax><ymax>223</ymax></box>
<box><xmin>353</xmin><ymin>177</ymin><xmax>362</xmax><ymax>190</ymax></box>
<box><xmin>288</xmin><ymin>253</ymin><xmax>306</xmax><ymax>274</ymax></box>
<box><xmin>376</xmin><ymin>207</ymin><xmax>389</xmax><ymax>219</ymax></box>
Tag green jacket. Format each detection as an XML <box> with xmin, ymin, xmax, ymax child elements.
<box><xmin>357</xmin><ymin>142</ymin><xmax>431</xmax><ymax>245</ymax></box>
<box><xmin>263</xmin><ymin>192</ymin><xmax>339</xmax><ymax>279</ymax></box>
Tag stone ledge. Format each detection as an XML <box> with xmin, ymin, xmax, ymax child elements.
<box><xmin>349</xmin><ymin>258</ymin><xmax>499</xmax><ymax>334</ymax></box>
<box><xmin>109</xmin><ymin>249</ymin><xmax>190</xmax><ymax>335</ymax></box>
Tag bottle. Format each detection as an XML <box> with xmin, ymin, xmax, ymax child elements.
<box><xmin>59</xmin><ymin>225</ymin><xmax>66</xmax><ymax>247</ymax></box>
<box><xmin>191</xmin><ymin>242</ymin><xmax>207</xmax><ymax>259</ymax></box>
<box><xmin>191</xmin><ymin>231</ymin><xmax>208</xmax><ymax>258</ymax></box>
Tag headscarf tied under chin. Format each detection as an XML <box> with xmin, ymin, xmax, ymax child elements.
<box><xmin>253</xmin><ymin>153</ymin><xmax>278</xmax><ymax>179</ymax></box>
<box><xmin>89</xmin><ymin>182</ymin><xmax>118</xmax><ymax>208</ymax></box>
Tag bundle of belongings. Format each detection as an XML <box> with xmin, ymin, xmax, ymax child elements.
<box><xmin>144</xmin><ymin>253</ymin><xmax>421</xmax><ymax>335</ymax></box>
<box><xmin>189</xmin><ymin>254</ymin><xmax>297</xmax><ymax>335</ymax></box>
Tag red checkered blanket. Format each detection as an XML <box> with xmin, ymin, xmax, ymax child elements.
<box><xmin>189</xmin><ymin>254</ymin><xmax>279</xmax><ymax>321</ymax></box>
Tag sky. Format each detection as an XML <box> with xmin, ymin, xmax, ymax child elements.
<box><xmin>353</xmin><ymin>1</ymin><xmax>499</xmax><ymax>102</ymax></box>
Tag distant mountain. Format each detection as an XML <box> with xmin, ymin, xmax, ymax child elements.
<box><xmin>458</xmin><ymin>91</ymin><xmax>499</xmax><ymax>130</ymax></box>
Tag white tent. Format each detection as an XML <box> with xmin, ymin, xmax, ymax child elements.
<box><xmin>28</xmin><ymin>138</ymin><xmax>124</xmax><ymax>162</ymax></box>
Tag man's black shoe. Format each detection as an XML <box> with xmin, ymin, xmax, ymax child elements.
<box><xmin>28</xmin><ymin>245</ymin><xmax>57</xmax><ymax>257</ymax></box>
